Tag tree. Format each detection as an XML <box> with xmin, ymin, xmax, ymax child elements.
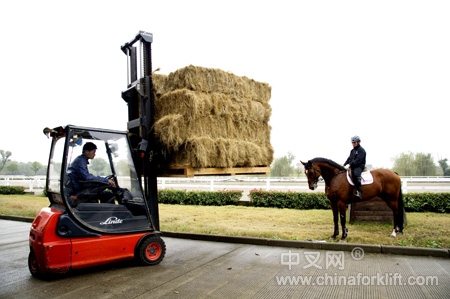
<box><xmin>392</xmin><ymin>152</ymin><xmax>414</xmax><ymax>176</ymax></box>
<box><xmin>30</xmin><ymin>161</ymin><xmax>43</xmax><ymax>175</ymax></box>
<box><xmin>90</xmin><ymin>158</ymin><xmax>109</xmax><ymax>175</ymax></box>
<box><xmin>0</xmin><ymin>150</ymin><xmax>12</xmax><ymax>172</ymax></box>
<box><xmin>413</xmin><ymin>153</ymin><xmax>436</xmax><ymax>176</ymax></box>
<box><xmin>392</xmin><ymin>152</ymin><xmax>437</xmax><ymax>176</ymax></box>
<box><xmin>270</xmin><ymin>152</ymin><xmax>295</xmax><ymax>177</ymax></box>
<box><xmin>6</xmin><ymin>161</ymin><xmax>19</xmax><ymax>174</ymax></box>
<box><xmin>438</xmin><ymin>159</ymin><xmax>450</xmax><ymax>176</ymax></box>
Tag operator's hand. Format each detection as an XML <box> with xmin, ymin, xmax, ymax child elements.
<box><xmin>344</xmin><ymin>164</ymin><xmax>350</xmax><ymax>170</ymax></box>
<box><xmin>107</xmin><ymin>179</ymin><xmax>116</xmax><ymax>187</ymax></box>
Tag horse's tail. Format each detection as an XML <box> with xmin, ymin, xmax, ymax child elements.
<box><xmin>397</xmin><ymin>186</ymin><xmax>407</xmax><ymax>230</ymax></box>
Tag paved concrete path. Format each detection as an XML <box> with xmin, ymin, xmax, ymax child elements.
<box><xmin>1</xmin><ymin>219</ymin><xmax>450</xmax><ymax>298</ymax></box>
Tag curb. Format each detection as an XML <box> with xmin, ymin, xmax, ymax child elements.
<box><xmin>2</xmin><ymin>215</ymin><xmax>448</xmax><ymax>258</ymax></box>
<box><xmin>162</xmin><ymin>231</ymin><xmax>449</xmax><ymax>258</ymax></box>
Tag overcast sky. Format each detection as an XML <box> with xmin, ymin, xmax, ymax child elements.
<box><xmin>1</xmin><ymin>1</ymin><xmax>449</xmax><ymax>169</ymax></box>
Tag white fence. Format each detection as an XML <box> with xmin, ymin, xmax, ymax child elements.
<box><xmin>0</xmin><ymin>175</ymin><xmax>45</xmax><ymax>191</ymax></box>
<box><xmin>2</xmin><ymin>175</ymin><xmax>450</xmax><ymax>194</ymax></box>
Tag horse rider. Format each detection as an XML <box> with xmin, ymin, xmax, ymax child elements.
<box><xmin>343</xmin><ymin>135</ymin><xmax>366</xmax><ymax>199</ymax></box>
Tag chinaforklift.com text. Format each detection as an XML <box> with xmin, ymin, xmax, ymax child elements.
<box><xmin>276</xmin><ymin>273</ymin><xmax>438</xmax><ymax>286</ymax></box>
<box><xmin>277</xmin><ymin>249</ymin><xmax>438</xmax><ymax>286</ymax></box>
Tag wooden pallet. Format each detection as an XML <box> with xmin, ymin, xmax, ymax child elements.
<box><xmin>349</xmin><ymin>197</ymin><xmax>393</xmax><ymax>223</ymax></box>
<box><xmin>158</xmin><ymin>165</ymin><xmax>270</xmax><ymax>177</ymax></box>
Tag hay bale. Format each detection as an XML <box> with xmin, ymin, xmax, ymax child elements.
<box><xmin>155</xmin><ymin>89</ymin><xmax>270</xmax><ymax>123</ymax></box>
<box><xmin>154</xmin><ymin>65</ymin><xmax>271</xmax><ymax>103</ymax></box>
<box><xmin>169</xmin><ymin>138</ymin><xmax>274</xmax><ymax>168</ymax></box>
<box><xmin>152</xmin><ymin>65</ymin><xmax>273</xmax><ymax>170</ymax></box>
<box><xmin>152</xmin><ymin>73</ymin><xmax>170</xmax><ymax>97</ymax></box>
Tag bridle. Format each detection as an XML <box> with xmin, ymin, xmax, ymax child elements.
<box><xmin>305</xmin><ymin>165</ymin><xmax>323</xmax><ymax>190</ymax></box>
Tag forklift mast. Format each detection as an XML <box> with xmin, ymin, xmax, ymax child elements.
<box><xmin>121</xmin><ymin>31</ymin><xmax>159</xmax><ymax>230</ymax></box>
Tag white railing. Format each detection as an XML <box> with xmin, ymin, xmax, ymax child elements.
<box><xmin>0</xmin><ymin>175</ymin><xmax>45</xmax><ymax>191</ymax></box>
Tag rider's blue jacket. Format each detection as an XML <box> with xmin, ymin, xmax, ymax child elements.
<box><xmin>344</xmin><ymin>144</ymin><xmax>366</xmax><ymax>169</ymax></box>
<box><xmin>67</xmin><ymin>154</ymin><xmax>108</xmax><ymax>193</ymax></box>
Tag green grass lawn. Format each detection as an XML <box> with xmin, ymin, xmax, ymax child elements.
<box><xmin>1</xmin><ymin>194</ymin><xmax>449</xmax><ymax>248</ymax></box>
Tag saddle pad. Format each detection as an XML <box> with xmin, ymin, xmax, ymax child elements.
<box><xmin>346</xmin><ymin>170</ymin><xmax>374</xmax><ymax>186</ymax></box>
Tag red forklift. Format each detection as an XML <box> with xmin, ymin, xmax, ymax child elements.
<box><xmin>28</xmin><ymin>31</ymin><xmax>166</xmax><ymax>279</ymax></box>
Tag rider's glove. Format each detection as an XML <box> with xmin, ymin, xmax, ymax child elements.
<box><xmin>344</xmin><ymin>164</ymin><xmax>350</xmax><ymax>170</ymax></box>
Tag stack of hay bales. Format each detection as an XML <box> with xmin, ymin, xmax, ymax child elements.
<box><xmin>152</xmin><ymin>65</ymin><xmax>273</xmax><ymax>170</ymax></box>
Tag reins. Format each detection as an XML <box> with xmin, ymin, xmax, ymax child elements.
<box><xmin>308</xmin><ymin>165</ymin><xmax>347</xmax><ymax>189</ymax></box>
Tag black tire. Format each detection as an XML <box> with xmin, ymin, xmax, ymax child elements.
<box><xmin>28</xmin><ymin>250</ymin><xmax>46</xmax><ymax>279</ymax></box>
<box><xmin>136</xmin><ymin>236</ymin><xmax>166</xmax><ymax>266</ymax></box>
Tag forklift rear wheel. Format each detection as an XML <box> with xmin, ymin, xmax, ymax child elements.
<box><xmin>137</xmin><ymin>236</ymin><xmax>166</xmax><ymax>266</ymax></box>
<box><xmin>28</xmin><ymin>250</ymin><xmax>45</xmax><ymax>279</ymax></box>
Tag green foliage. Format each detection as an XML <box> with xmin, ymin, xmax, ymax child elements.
<box><xmin>6</xmin><ymin>162</ymin><xmax>19</xmax><ymax>174</ymax></box>
<box><xmin>404</xmin><ymin>192</ymin><xmax>450</xmax><ymax>213</ymax></box>
<box><xmin>270</xmin><ymin>152</ymin><xmax>296</xmax><ymax>177</ymax></box>
<box><xmin>0</xmin><ymin>186</ymin><xmax>25</xmax><ymax>195</ymax></box>
<box><xmin>158</xmin><ymin>189</ymin><xmax>450</xmax><ymax>213</ymax></box>
<box><xmin>30</xmin><ymin>162</ymin><xmax>43</xmax><ymax>175</ymax></box>
<box><xmin>90</xmin><ymin>158</ymin><xmax>109</xmax><ymax>175</ymax></box>
<box><xmin>158</xmin><ymin>189</ymin><xmax>242</xmax><ymax>206</ymax></box>
<box><xmin>392</xmin><ymin>152</ymin><xmax>437</xmax><ymax>176</ymax></box>
<box><xmin>0</xmin><ymin>150</ymin><xmax>12</xmax><ymax>172</ymax></box>
<box><xmin>249</xmin><ymin>189</ymin><xmax>330</xmax><ymax>209</ymax></box>
<box><xmin>0</xmin><ymin>160</ymin><xmax>47</xmax><ymax>176</ymax></box>
<box><xmin>438</xmin><ymin>159</ymin><xmax>450</xmax><ymax>176</ymax></box>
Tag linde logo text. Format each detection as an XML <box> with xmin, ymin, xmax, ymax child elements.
<box><xmin>100</xmin><ymin>217</ymin><xmax>123</xmax><ymax>225</ymax></box>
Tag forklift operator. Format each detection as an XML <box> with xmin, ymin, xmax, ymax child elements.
<box><xmin>67</xmin><ymin>142</ymin><xmax>116</xmax><ymax>204</ymax></box>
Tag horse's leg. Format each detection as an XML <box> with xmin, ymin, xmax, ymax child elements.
<box><xmin>330</xmin><ymin>201</ymin><xmax>339</xmax><ymax>239</ymax></box>
<box><xmin>391</xmin><ymin>208</ymin><xmax>405</xmax><ymax>237</ymax></box>
<box><xmin>338</xmin><ymin>201</ymin><xmax>348</xmax><ymax>240</ymax></box>
<box><xmin>382</xmin><ymin>197</ymin><xmax>400</xmax><ymax>238</ymax></box>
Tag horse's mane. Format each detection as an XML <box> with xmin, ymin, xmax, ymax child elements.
<box><xmin>310</xmin><ymin>157</ymin><xmax>345</xmax><ymax>171</ymax></box>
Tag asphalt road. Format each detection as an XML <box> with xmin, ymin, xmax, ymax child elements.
<box><xmin>1</xmin><ymin>219</ymin><xmax>450</xmax><ymax>299</ymax></box>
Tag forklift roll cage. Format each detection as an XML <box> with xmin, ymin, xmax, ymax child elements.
<box><xmin>45</xmin><ymin>124</ymin><xmax>157</xmax><ymax>235</ymax></box>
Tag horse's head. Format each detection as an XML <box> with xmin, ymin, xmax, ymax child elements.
<box><xmin>301</xmin><ymin>160</ymin><xmax>322</xmax><ymax>190</ymax></box>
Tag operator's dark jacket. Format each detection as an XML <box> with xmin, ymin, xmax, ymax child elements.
<box><xmin>344</xmin><ymin>144</ymin><xmax>366</xmax><ymax>171</ymax></box>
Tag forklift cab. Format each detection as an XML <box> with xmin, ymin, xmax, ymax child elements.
<box><xmin>47</xmin><ymin>125</ymin><xmax>152</xmax><ymax>233</ymax></box>
<box><xmin>28</xmin><ymin>125</ymin><xmax>165</xmax><ymax>279</ymax></box>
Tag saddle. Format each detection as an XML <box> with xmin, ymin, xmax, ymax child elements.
<box><xmin>346</xmin><ymin>169</ymin><xmax>373</xmax><ymax>185</ymax></box>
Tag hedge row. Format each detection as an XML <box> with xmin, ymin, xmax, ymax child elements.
<box><xmin>158</xmin><ymin>189</ymin><xmax>242</xmax><ymax>206</ymax></box>
<box><xmin>158</xmin><ymin>189</ymin><xmax>450</xmax><ymax>213</ymax></box>
<box><xmin>403</xmin><ymin>192</ymin><xmax>450</xmax><ymax>213</ymax></box>
<box><xmin>249</xmin><ymin>189</ymin><xmax>330</xmax><ymax>210</ymax></box>
<box><xmin>0</xmin><ymin>186</ymin><xmax>25</xmax><ymax>195</ymax></box>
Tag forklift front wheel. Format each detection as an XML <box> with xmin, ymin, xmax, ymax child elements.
<box><xmin>136</xmin><ymin>236</ymin><xmax>166</xmax><ymax>266</ymax></box>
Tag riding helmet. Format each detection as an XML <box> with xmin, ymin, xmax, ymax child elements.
<box><xmin>351</xmin><ymin>135</ymin><xmax>361</xmax><ymax>142</ymax></box>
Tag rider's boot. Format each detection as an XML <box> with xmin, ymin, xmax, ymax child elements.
<box><xmin>354</xmin><ymin>177</ymin><xmax>362</xmax><ymax>199</ymax></box>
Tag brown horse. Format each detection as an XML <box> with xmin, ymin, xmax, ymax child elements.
<box><xmin>301</xmin><ymin>157</ymin><xmax>405</xmax><ymax>239</ymax></box>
